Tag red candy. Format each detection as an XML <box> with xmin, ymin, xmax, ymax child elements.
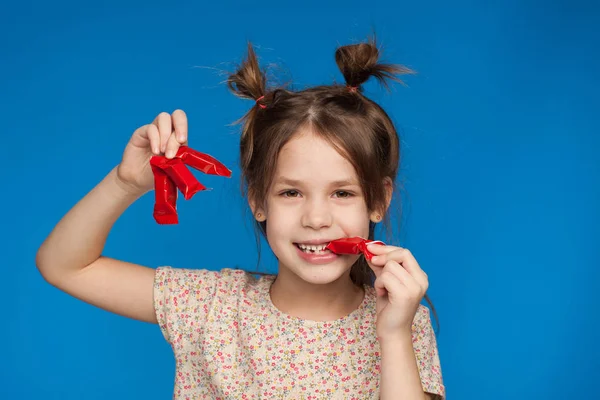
<box><xmin>150</xmin><ymin>146</ymin><xmax>231</xmax><ymax>224</ymax></box>
<box><xmin>325</xmin><ymin>237</ymin><xmax>385</xmax><ymax>260</ymax></box>
<box><xmin>150</xmin><ymin>164</ymin><xmax>178</xmax><ymax>224</ymax></box>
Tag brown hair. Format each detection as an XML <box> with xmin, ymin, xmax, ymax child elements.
<box><xmin>227</xmin><ymin>36</ymin><xmax>438</xmax><ymax>330</ymax></box>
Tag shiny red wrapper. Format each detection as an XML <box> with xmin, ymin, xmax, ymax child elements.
<box><xmin>179</xmin><ymin>147</ymin><xmax>232</xmax><ymax>176</ymax></box>
<box><xmin>150</xmin><ymin>146</ymin><xmax>232</xmax><ymax>224</ymax></box>
<box><xmin>151</xmin><ymin>157</ymin><xmax>206</xmax><ymax>200</ymax></box>
<box><xmin>150</xmin><ymin>163</ymin><xmax>178</xmax><ymax>224</ymax></box>
<box><xmin>325</xmin><ymin>237</ymin><xmax>385</xmax><ymax>261</ymax></box>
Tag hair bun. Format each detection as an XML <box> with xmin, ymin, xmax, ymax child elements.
<box><xmin>227</xmin><ymin>42</ymin><xmax>267</xmax><ymax>102</ymax></box>
<box><xmin>334</xmin><ymin>37</ymin><xmax>415</xmax><ymax>90</ymax></box>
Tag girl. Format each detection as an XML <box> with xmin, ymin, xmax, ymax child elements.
<box><xmin>36</xmin><ymin>37</ymin><xmax>445</xmax><ymax>399</ymax></box>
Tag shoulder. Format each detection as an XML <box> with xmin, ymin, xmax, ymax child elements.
<box><xmin>153</xmin><ymin>266</ymin><xmax>273</xmax><ymax>343</ymax></box>
<box><xmin>154</xmin><ymin>266</ymin><xmax>272</xmax><ymax>298</ymax></box>
<box><xmin>155</xmin><ymin>266</ymin><xmax>253</xmax><ymax>286</ymax></box>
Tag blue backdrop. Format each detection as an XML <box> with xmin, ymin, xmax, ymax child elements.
<box><xmin>2</xmin><ymin>0</ymin><xmax>598</xmax><ymax>399</ymax></box>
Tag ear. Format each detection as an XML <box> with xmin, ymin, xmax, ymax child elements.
<box><xmin>370</xmin><ymin>177</ymin><xmax>393</xmax><ymax>223</ymax></box>
<box><xmin>248</xmin><ymin>197</ymin><xmax>267</xmax><ymax>222</ymax></box>
<box><xmin>383</xmin><ymin>177</ymin><xmax>393</xmax><ymax>209</ymax></box>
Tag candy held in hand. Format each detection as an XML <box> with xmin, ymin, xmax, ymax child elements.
<box><xmin>150</xmin><ymin>164</ymin><xmax>178</xmax><ymax>224</ymax></box>
<box><xmin>325</xmin><ymin>237</ymin><xmax>385</xmax><ymax>260</ymax></box>
<box><xmin>150</xmin><ymin>146</ymin><xmax>232</xmax><ymax>224</ymax></box>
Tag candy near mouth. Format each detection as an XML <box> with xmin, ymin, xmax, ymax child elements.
<box><xmin>325</xmin><ymin>237</ymin><xmax>385</xmax><ymax>261</ymax></box>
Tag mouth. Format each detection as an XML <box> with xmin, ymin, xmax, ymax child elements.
<box><xmin>293</xmin><ymin>242</ymin><xmax>332</xmax><ymax>254</ymax></box>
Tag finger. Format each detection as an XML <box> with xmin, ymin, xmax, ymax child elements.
<box><xmin>414</xmin><ymin>268</ymin><xmax>429</xmax><ymax>293</ymax></box>
<box><xmin>374</xmin><ymin>270</ymin><xmax>404</xmax><ymax>298</ymax></box>
<box><xmin>171</xmin><ymin>109</ymin><xmax>188</xmax><ymax>144</ymax></box>
<box><xmin>164</xmin><ymin>133</ymin><xmax>181</xmax><ymax>159</ymax></box>
<box><xmin>383</xmin><ymin>260</ymin><xmax>426</xmax><ymax>295</ymax></box>
<box><xmin>384</xmin><ymin>248</ymin><xmax>429</xmax><ymax>290</ymax></box>
<box><xmin>371</xmin><ymin>247</ymin><xmax>413</xmax><ymax>271</ymax></box>
<box><xmin>372</xmin><ymin>248</ymin><xmax>428</xmax><ymax>290</ymax></box>
<box><xmin>367</xmin><ymin>243</ymin><xmax>401</xmax><ymax>256</ymax></box>
<box><xmin>133</xmin><ymin>124</ymin><xmax>160</xmax><ymax>154</ymax></box>
<box><xmin>154</xmin><ymin>112</ymin><xmax>172</xmax><ymax>153</ymax></box>
<box><xmin>368</xmin><ymin>245</ymin><xmax>403</xmax><ymax>267</ymax></box>
<box><xmin>148</xmin><ymin>124</ymin><xmax>161</xmax><ymax>155</ymax></box>
<box><xmin>387</xmin><ymin>249</ymin><xmax>428</xmax><ymax>289</ymax></box>
<box><xmin>366</xmin><ymin>246</ymin><xmax>396</xmax><ymax>277</ymax></box>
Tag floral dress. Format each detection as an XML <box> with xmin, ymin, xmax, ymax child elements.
<box><xmin>154</xmin><ymin>267</ymin><xmax>445</xmax><ymax>399</ymax></box>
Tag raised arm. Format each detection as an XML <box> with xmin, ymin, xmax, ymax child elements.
<box><xmin>36</xmin><ymin>110</ymin><xmax>189</xmax><ymax>323</ymax></box>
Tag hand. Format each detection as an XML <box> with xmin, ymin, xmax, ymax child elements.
<box><xmin>116</xmin><ymin>110</ymin><xmax>188</xmax><ymax>196</ymax></box>
<box><xmin>366</xmin><ymin>244</ymin><xmax>429</xmax><ymax>340</ymax></box>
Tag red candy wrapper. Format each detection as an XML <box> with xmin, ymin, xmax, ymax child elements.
<box><xmin>150</xmin><ymin>164</ymin><xmax>178</xmax><ymax>224</ymax></box>
<box><xmin>151</xmin><ymin>156</ymin><xmax>206</xmax><ymax>200</ymax></box>
<box><xmin>325</xmin><ymin>237</ymin><xmax>385</xmax><ymax>261</ymax></box>
<box><xmin>150</xmin><ymin>146</ymin><xmax>231</xmax><ymax>224</ymax></box>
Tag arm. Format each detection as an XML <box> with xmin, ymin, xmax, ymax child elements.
<box><xmin>35</xmin><ymin>166</ymin><xmax>157</xmax><ymax>323</ymax></box>
<box><xmin>367</xmin><ymin>244</ymin><xmax>445</xmax><ymax>400</ymax></box>
<box><xmin>380</xmin><ymin>333</ymin><xmax>429</xmax><ymax>400</ymax></box>
<box><xmin>36</xmin><ymin>111</ymin><xmax>189</xmax><ymax>324</ymax></box>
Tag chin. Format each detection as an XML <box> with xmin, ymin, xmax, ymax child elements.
<box><xmin>293</xmin><ymin>266</ymin><xmax>351</xmax><ymax>286</ymax></box>
<box><xmin>279</xmin><ymin>249</ymin><xmax>357</xmax><ymax>286</ymax></box>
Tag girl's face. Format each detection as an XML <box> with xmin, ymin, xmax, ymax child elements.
<box><xmin>258</xmin><ymin>127</ymin><xmax>376</xmax><ymax>285</ymax></box>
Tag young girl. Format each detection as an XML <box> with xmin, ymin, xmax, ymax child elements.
<box><xmin>36</xmin><ymin>37</ymin><xmax>445</xmax><ymax>399</ymax></box>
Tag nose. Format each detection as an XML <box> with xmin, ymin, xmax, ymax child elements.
<box><xmin>301</xmin><ymin>199</ymin><xmax>333</xmax><ymax>230</ymax></box>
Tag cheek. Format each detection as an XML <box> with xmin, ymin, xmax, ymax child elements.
<box><xmin>345</xmin><ymin>218</ymin><xmax>371</xmax><ymax>237</ymax></box>
<box><xmin>264</xmin><ymin>208</ymin><xmax>292</xmax><ymax>242</ymax></box>
<box><xmin>334</xmin><ymin>206</ymin><xmax>371</xmax><ymax>236</ymax></box>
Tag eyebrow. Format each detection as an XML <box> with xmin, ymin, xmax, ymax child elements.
<box><xmin>273</xmin><ymin>177</ymin><xmax>360</xmax><ymax>187</ymax></box>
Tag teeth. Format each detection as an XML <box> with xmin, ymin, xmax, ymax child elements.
<box><xmin>298</xmin><ymin>243</ymin><xmax>328</xmax><ymax>252</ymax></box>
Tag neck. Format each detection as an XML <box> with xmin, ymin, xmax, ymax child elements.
<box><xmin>269</xmin><ymin>265</ymin><xmax>365</xmax><ymax>322</ymax></box>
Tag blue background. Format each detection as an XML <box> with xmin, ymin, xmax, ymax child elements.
<box><xmin>2</xmin><ymin>0</ymin><xmax>599</xmax><ymax>399</ymax></box>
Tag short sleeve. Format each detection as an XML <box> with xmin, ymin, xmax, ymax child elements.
<box><xmin>412</xmin><ymin>305</ymin><xmax>446</xmax><ymax>399</ymax></box>
<box><xmin>153</xmin><ymin>266</ymin><xmax>221</xmax><ymax>344</ymax></box>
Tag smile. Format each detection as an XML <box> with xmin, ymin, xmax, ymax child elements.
<box><xmin>295</xmin><ymin>243</ymin><xmax>331</xmax><ymax>254</ymax></box>
<box><xmin>293</xmin><ymin>242</ymin><xmax>339</xmax><ymax>264</ymax></box>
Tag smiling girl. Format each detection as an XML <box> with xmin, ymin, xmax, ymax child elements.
<box><xmin>36</xmin><ymin>37</ymin><xmax>445</xmax><ymax>399</ymax></box>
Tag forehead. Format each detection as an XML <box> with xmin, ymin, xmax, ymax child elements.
<box><xmin>275</xmin><ymin>130</ymin><xmax>358</xmax><ymax>183</ymax></box>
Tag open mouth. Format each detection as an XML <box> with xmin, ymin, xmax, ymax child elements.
<box><xmin>294</xmin><ymin>242</ymin><xmax>332</xmax><ymax>254</ymax></box>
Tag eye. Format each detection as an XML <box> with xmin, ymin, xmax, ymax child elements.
<box><xmin>334</xmin><ymin>191</ymin><xmax>354</xmax><ymax>198</ymax></box>
<box><xmin>281</xmin><ymin>190</ymin><xmax>300</xmax><ymax>198</ymax></box>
